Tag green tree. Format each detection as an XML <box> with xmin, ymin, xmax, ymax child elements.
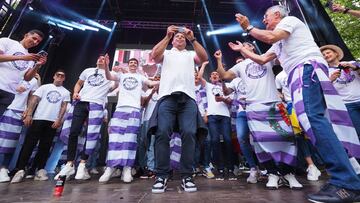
<box><xmin>320</xmin><ymin>0</ymin><xmax>360</xmax><ymax>59</ymax></box>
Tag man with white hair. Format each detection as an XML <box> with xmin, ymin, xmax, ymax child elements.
<box><xmin>230</xmin><ymin>5</ymin><xmax>360</xmax><ymax>203</ymax></box>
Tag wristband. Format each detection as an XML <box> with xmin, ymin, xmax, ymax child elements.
<box><xmin>343</xmin><ymin>8</ymin><xmax>350</xmax><ymax>14</ymax></box>
<box><xmin>246</xmin><ymin>25</ymin><xmax>254</xmax><ymax>33</ymax></box>
<box><xmin>190</xmin><ymin>38</ymin><xmax>197</xmax><ymax>44</ymax></box>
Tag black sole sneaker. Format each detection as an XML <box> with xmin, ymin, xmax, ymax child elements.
<box><xmin>181</xmin><ymin>177</ymin><xmax>197</xmax><ymax>192</ymax></box>
<box><xmin>152</xmin><ymin>177</ymin><xmax>168</xmax><ymax>193</ymax></box>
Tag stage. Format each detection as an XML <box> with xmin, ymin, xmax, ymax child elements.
<box><xmin>0</xmin><ymin>173</ymin><xmax>325</xmax><ymax>203</ymax></box>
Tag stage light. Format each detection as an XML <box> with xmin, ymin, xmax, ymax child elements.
<box><xmin>56</xmin><ymin>23</ymin><xmax>74</xmax><ymax>31</ymax></box>
<box><xmin>197</xmin><ymin>24</ymin><xmax>200</xmax><ymax>28</ymax></box>
<box><xmin>49</xmin><ymin>35</ymin><xmax>54</xmax><ymax>39</ymax></box>
<box><xmin>201</xmin><ymin>0</ymin><xmax>220</xmax><ymax>49</ymax></box>
<box><xmin>28</xmin><ymin>6</ymin><xmax>34</xmax><ymax>11</ymax></box>
<box><xmin>71</xmin><ymin>21</ymin><xmax>99</xmax><ymax>32</ymax></box>
<box><xmin>242</xmin><ymin>32</ymin><xmax>248</xmax><ymax>37</ymax></box>
<box><xmin>252</xmin><ymin>41</ymin><xmax>256</xmax><ymax>44</ymax></box>
<box><xmin>206</xmin><ymin>24</ymin><xmax>243</xmax><ymax>36</ymax></box>
<box><xmin>103</xmin><ymin>21</ymin><xmax>118</xmax><ymax>52</ymax></box>
<box><xmin>206</xmin><ymin>31</ymin><xmax>211</xmax><ymax>36</ymax></box>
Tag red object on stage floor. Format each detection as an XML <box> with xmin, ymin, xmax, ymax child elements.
<box><xmin>53</xmin><ymin>175</ymin><xmax>66</xmax><ymax>196</ymax></box>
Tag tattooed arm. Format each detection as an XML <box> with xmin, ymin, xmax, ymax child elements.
<box><xmin>52</xmin><ymin>101</ymin><xmax>68</xmax><ymax>129</ymax></box>
<box><xmin>23</xmin><ymin>95</ymin><xmax>41</xmax><ymax>127</ymax></box>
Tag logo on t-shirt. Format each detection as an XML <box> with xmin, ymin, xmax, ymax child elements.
<box><xmin>87</xmin><ymin>73</ymin><xmax>105</xmax><ymax>86</ymax></box>
<box><xmin>337</xmin><ymin>72</ymin><xmax>356</xmax><ymax>84</ymax></box>
<box><xmin>11</xmin><ymin>52</ymin><xmax>32</xmax><ymax>71</ymax></box>
<box><xmin>123</xmin><ymin>77</ymin><xmax>139</xmax><ymax>90</ymax></box>
<box><xmin>46</xmin><ymin>90</ymin><xmax>62</xmax><ymax>103</ymax></box>
<box><xmin>245</xmin><ymin>62</ymin><xmax>267</xmax><ymax>79</ymax></box>
<box><xmin>211</xmin><ymin>85</ymin><xmax>222</xmax><ymax>96</ymax></box>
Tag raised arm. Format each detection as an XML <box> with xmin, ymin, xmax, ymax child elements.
<box><xmin>24</xmin><ymin>55</ymin><xmax>47</xmax><ymax>81</ymax></box>
<box><xmin>184</xmin><ymin>28</ymin><xmax>208</xmax><ymax>64</ymax></box>
<box><xmin>104</xmin><ymin>54</ymin><xmax>119</xmax><ymax>81</ymax></box>
<box><xmin>235</xmin><ymin>13</ymin><xmax>290</xmax><ymax>44</ymax></box>
<box><xmin>151</xmin><ymin>26</ymin><xmax>178</xmax><ymax>63</ymax></box>
<box><xmin>198</xmin><ymin>61</ymin><xmax>209</xmax><ymax>87</ymax></box>
<box><xmin>213</xmin><ymin>50</ymin><xmax>237</xmax><ymax>81</ymax></box>
<box><xmin>228</xmin><ymin>41</ymin><xmax>276</xmax><ymax>65</ymax></box>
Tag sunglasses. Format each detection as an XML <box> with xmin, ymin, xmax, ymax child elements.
<box><xmin>55</xmin><ymin>73</ymin><xmax>65</xmax><ymax>77</ymax></box>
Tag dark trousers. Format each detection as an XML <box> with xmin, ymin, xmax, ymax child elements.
<box><xmin>208</xmin><ymin>115</ymin><xmax>233</xmax><ymax>170</ymax></box>
<box><xmin>16</xmin><ymin>120</ymin><xmax>57</xmax><ymax>170</ymax></box>
<box><xmin>155</xmin><ymin>93</ymin><xmax>197</xmax><ymax>179</ymax></box>
<box><xmin>67</xmin><ymin>102</ymin><xmax>89</xmax><ymax>161</ymax></box>
<box><xmin>262</xmin><ymin>160</ymin><xmax>294</xmax><ymax>176</ymax></box>
<box><xmin>0</xmin><ymin>89</ymin><xmax>15</xmax><ymax>116</ymax></box>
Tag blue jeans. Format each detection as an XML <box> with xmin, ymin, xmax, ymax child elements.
<box><xmin>301</xmin><ymin>64</ymin><xmax>360</xmax><ymax>190</ymax></box>
<box><xmin>136</xmin><ymin>121</ymin><xmax>148</xmax><ymax>169</ymax></box>
<box><xmin>345</xmin><ymin>101</ymin><xmax>360</xmax><ymax>137</ymax></box>
<box><xmin>236</xmin><ymin>111</ymin><xmax>256</xmax><ymax>168</ymax></box>
<box><xmin>44</xmin><ymin>138</ymin><xmax>65</xmax><ymax>173</ymax></box>
<box><xmin>147</xmin><ymin>134</ymin><xmax>155</xmax><ymax>171</ymax></box>
<box><xmin>201</xmin><ymin>131</ymin><xmax>211</xmax><ymax>168</ymax></box>
<box><xmin>154</xmin><ymin>93</ymin><xmax>197</xmax><ymax>178</ymax></box>
<box><xmin>208</xmin><ymin>115</ymin><xmax>233</xmax><ymax>170</ymax></box>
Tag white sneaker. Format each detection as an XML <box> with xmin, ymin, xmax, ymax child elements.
<box><xmin>89</xmin><ymin>168</ymin><xmax>99</xmax><ymax>175</ymax></box>
<box><xmin>121</xmin><ymin>166</ymin><xmax>133</xmax><ymax>183</ymax></box>
<box><xmin>246</xmin><ymin>168</ymin><xmax>258</xmax><ymax>184</ymax></box>
<box><xmin>34</xmin><ymin>169</ymin><xmax>48</xmax><ymax>181</ymax></box>
<box><xmin>0</xmin><ymin>168</ymin><xmax>10</xmax><ymax>183</ymax></box>
<box><xmin>266</xmin><ymin>174</ymin><xmax>280</xmax><ymax>189</ymax></box>
<box><xmin>307</xmin><ymin>164</ymin><xmax>321</xmax><ymax>181</ymax></box>
<box><xmin>11</xmin><ymin>170</ymin><xmax>25</xmax><ymax>183</ymax></box>
<box><xmin>283</xmin><ymin>173</ymin><xmax>303</xmax><ymax>189</ymax></box>
<box><xmin>112</xmin><ymin>168</ymin><xmax>121</xmax><ymax>178</ymax></box>
<box><xmin>99</xmin><ymin>167</ymin><xmax>115</xmax><ymax>183</ymax></box>
<box><xmin>75</xmin><ymin>162</ymin><xmax>91</xmax><ymax>180</ymax></box>
<box><xmin>54</xmin><ymin>163</ymin><xmax>75</xmax><ymax>180</ymax></box>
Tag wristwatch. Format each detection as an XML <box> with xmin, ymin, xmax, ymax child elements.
<box><xmin>246</xmin><ymin>25</ymin><xmax>254</xmax><ymax>33</ymax></box>
<box><xmin>190</xmin><ymin>37</ymin><xmax>197</xmax><ymax>43</ymax></box>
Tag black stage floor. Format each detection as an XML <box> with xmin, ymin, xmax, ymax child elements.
<box><xmin>0</xmin><ymin>174</ymin><xmax>325</xmax><ymax>203</ymax></box>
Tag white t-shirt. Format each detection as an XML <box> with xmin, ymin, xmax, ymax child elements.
<box><xmin>33</xmin><ymin>84</ymin><xmax>70</xmax><ymax>122</ymax></box>
<box><xmin>79</xmin><ymin>68</ymin><xmax>112</xmax><ymax>105</ymax></box>
<box><xmin>227</xmin><ymin>77</ymin><xmax>246</xmax><ymax>112</ymax></box>
<box><xmin>142</xmin><ymin>88</ymin><xmax>159</xmax><ymax>121</ymax></box>
<box><xmin>158</xmin><ymin>48</ymin><xmax>196</xmax><ymax>100</ymax></box>
<box><xmin>329</xmin><ymin>66</ymin><xmax>360</xmax><ymax>103</ymax></box>
<box><xmin>205</xmin><ymin>82</ymin><xmax>230</xmax><ymax>117</ymax></box>
<box><xmin>229</xmin><ymin>59</ymin><xmax>280</xmax><ymax>104</ymax></box>
<box><xmin>7</xmin><ymin>78</ymin><xmax>38</xmax><ymax>111</ymax></box>
<box><xmin>266</xmin><ymin>16</ymin><xmax>327</xmax><ymax>74</ymax></box>
<box><xmin>275</xmin><ymin>70</ymin><xmax>292</xmax><ymax>102</ymax></box>
<box><xmin>0</xmin><ymin>38</ymin><xmax>35</xmax><ymax>94</ymax></box>
<box><xmin>115</xmin><ymin>72</ymin><xmax>148</xmax><ymax>109</ymax></box>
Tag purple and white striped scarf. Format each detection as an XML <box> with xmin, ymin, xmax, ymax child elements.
<box><xmin>246</xmin><ymin>101</ymin><xmax>297</xmax><ymax>166</ymax></box>
<box><xmin>106</xmin><ymin>107</ymin><xmax>141</xmax><ymax>167</ymax></box>
<box><xmin>170</xmin><ymin>132</ymin><xmax>182</xmax><ymax>169</ymax></box>
<box><xmin>287</xmin><ymin>61</ymin><xmax>360</xmax><ymax>158</ymax></box>
<box><xmin>60</xmin><ymin>102</ymin><xmax>104</xmax><ymax>155</ymax></box>
<box><xmin>0</xmin><ymin>109</ymin><xmax>24</xmax><ymax>154</ymax></box>
<box><xmin>195</xmin><ymin>86</ymin><xmax>208</xmax><ymax>115</ymax></box>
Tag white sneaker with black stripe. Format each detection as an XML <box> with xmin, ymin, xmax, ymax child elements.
<box><xmin>152</xmin><ymin>177</ymin><xmax>168</xmax><ymax>193</ymax></box>
<box><xmin>181</xmin><ymin>177</ymin><xmax>197</xmax><ymax>192</ymax></box>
